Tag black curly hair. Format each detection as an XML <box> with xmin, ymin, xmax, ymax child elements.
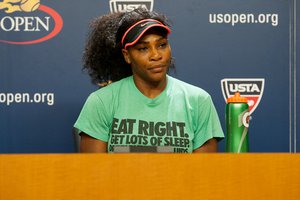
<box><xmin>82</xmin><ymin>8</ymin><xmax>173</xmax><ymax>85</ymax></box>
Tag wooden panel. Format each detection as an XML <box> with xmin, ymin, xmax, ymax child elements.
<box><xmin>0</xmin><ymin>154</ymin><xmax>299</xmax><ymax>200</ymax></box>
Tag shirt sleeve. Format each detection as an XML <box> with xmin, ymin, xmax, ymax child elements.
<box><xmin>193</xmin><ymin>95</ymin><xmax>224</xmax><ymax>150</ymax></box>
<box><xmin>74</xmin><ymin>92</ymin><xmax>110</xmax><ymax>142</ymax></box>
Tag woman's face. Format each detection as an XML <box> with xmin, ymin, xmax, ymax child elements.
<box><xmin>122</xmin><ymin>31</ymin><xmax>171</xmax><ymax>84</ymax></box>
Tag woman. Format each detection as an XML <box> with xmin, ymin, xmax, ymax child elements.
<box><xmin>74</xmin><ymin>8</ymin><xmax>224</xmax><ymax>153</ymax></box>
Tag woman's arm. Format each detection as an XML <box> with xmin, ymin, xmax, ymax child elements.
<box><xmin>193</xmin><ymin>138</ymin><xmax>218</xmax><ymax>153</ymax></box>
<box><xmin>80</xmin><ymin>133</ymin><xmax>107</xmax><ymax>153</ymax></box>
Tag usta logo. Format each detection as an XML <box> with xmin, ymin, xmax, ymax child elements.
<box><xmin>229</xmin><ymin>83</ymin><xmax>260</xmax><ymax>93</ymax></box>
<box><xmin>0</xmin><ymin>0</ymin><xmax>63</xmax><ymax>45</ymax></box>
<box><xmin>109</xmin><ymin>0</ymin><xmax>154</xmax><ymax>13</ymax></box>
<box><xmin>221</xmin><ymin>78</ymin><xmax>265</xmax><ymax>115</ymax></box>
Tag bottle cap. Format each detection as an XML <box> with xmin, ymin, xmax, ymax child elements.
<box><xmin>227</xmin><ymin>92</ymin><xmax>248</xmax><ymax>103</ymax></box>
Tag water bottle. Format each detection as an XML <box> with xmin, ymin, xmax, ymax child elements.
<box><xmin>226</xmin><ymin>92</ymin><xmax>250</xmax><ymax>153</ymax></box>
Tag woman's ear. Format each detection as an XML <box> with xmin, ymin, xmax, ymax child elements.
<box><xmin>122</xmin><ymin>49</ymin><xmax>131</xmax><ymax>64</ymax></box>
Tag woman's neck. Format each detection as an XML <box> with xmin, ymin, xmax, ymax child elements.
<box><xmin>133</xmin><ymin>76</ymin><xmax>167</xmax><ymax>99</ymax></box>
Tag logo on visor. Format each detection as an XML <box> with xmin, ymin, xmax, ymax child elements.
<box><xmin>109</xmin><ymin>0</ymin><xmax>154</xmax><ymax>13</ymax></box>
<box><xmin>0</xmin><ymin>0</ymin><xmax>63</xmax><ymax>45</ymax></box>
<box><xmin>221</xmin><ymin>78</ymin><xmax>265</xmax><ymax>115</ymax></box>
<box><xmin>140</xmin><ymin>22</ymin><xmax>150</xmax><ymax>27</ymax></box>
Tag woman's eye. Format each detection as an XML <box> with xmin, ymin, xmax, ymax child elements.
<box><xmin>137</xmin><ymin>47</ymin><xmax>148</xmax><ymax>51</ymax></box>
<box><xmin>159</xmin><ymin>42</ymin><xmax>167</xmax><ymax>48</ymax></box>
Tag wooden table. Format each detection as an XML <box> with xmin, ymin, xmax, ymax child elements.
<box><xmin>0</xmin><ymin>153</ymin><xmax>299</xmax><ymax>199</ymax></box>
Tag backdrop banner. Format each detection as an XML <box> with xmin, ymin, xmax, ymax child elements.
<box><xmin>0</xmin><ymin>0</ymin><xmax>298</xmax><ymax>153</ymax></box>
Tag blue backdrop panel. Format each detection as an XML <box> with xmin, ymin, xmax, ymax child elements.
<box><xmin>158</xmin><ymin>0</ymin><xmax>293</xmax><ymax>152</ymax></box>
<box><xmin>0</xmin><ymin>0</ymin><xmax>298</xmax><ymax>153</ymax></box>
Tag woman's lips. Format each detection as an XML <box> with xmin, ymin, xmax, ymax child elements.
<box><xmin>148</xmin><ymin>65</ymin><xmax>165</xmax><ymax>72</ymax></box>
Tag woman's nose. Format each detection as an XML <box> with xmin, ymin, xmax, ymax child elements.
<box><xmin>149</xmin><ymin>47</ymin><xmax>162</xmax><ymax>61</ymax></box>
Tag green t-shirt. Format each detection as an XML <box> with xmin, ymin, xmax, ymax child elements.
<box><xmin>74</xmin><ymin>75</ymin><xmax>224</xmax><ymax>153</ymax></box>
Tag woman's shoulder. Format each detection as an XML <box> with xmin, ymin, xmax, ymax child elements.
<box><xmin>90</xmin><ymin>76</ymin><xmax>132</xmax><ymax>101</ymax></box>
<box><xmin>168</xmin><ymin>76</ymin><xmax>210</xmax><ymax>99</ymax></box>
